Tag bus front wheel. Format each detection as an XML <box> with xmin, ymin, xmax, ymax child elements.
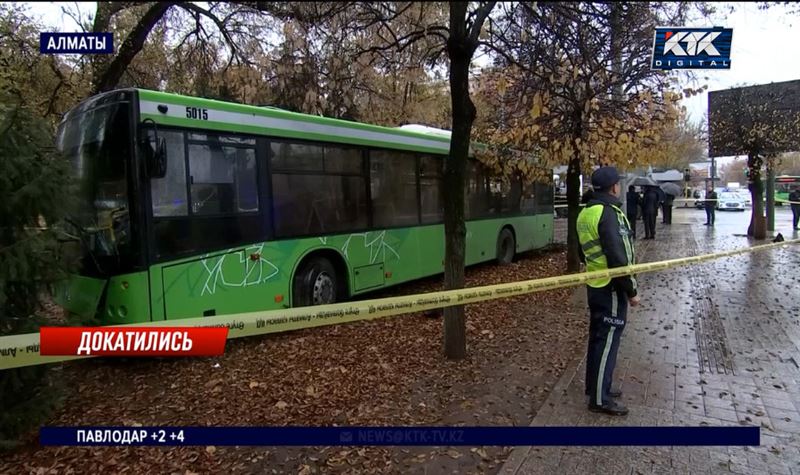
<box><xmin>293</xmin><ymin>257</ymin><xmax>339</xmax><ymax>307</ymax></box>
<box><xmin>496</xmin><ymin>228</ymin><xmax>516</xmax><ymax>265</ymax></box>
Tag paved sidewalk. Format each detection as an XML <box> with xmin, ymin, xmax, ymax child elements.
<box><xmin>503</xmin><ymin>208</ymin><xmax>800</xmax><ymax>474</ymax></box>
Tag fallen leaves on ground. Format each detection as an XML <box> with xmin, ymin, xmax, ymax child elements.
<box><xmin>1</xmin><ymin>248</ymin><xmax>587</xmax><ymax>474</ymax></box>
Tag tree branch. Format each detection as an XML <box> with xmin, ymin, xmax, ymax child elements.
<box><xmin>175</xmin><ymin>2</ymin><xmax>239</xmax><ymax>57</ymax></box>
<box><xmin>92</xmin><ymin>1</ymin><xmax>173</xmax><ymax>94</ymax></box>
<box><xmin>467</xmin><ymin>1</ymin><xmax>496</xmax><ymax>46</ymax></box>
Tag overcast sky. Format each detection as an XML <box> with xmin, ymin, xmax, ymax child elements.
<box><xmin>17</xmin><ymin>1</ymin><xmax>800</xmax><ymax>164</ymax></box>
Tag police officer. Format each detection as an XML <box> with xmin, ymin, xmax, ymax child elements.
<box><xmin>789</xmin><ymin>187</ymin><xmax>800</xmax><ymax>230</ymax></box>
<box><xmin>578</xmin><ymin>167</ymin><xmax>640</xmax><ymax>416</ymax></box>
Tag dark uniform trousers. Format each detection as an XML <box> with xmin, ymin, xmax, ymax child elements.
<box><xmin>584</xmin><ymin>284</ymin><xmax>628</xmax><ymax>406</ymax></box>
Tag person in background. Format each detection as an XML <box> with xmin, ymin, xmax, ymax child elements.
<box><xmin>661</xmin><ymin>192</ymin><xmax>675</xmax><ymax>225</ymax></box>
<box><xmin>789</xmin><ymin>186</ymin><xmax>800</xmax><ymax>230</ymax></box>
<box><xmin>581</xmin><ymin>188</ymin><xmax>594</xmax><ymax>205</ymax></box>
<box><xmin>641</xmin><ymin>185</ymin><xmax>660</xmax><ymax>239</ymax></box>
<box><xmin>704</xmin><ymin>186</ymin><xmax>717</xmax><ymax>226</ymax></box>
<box><xmin>577</xmin><ymin>166</ymin><xmax>639</xmax><ymax>416</ymax></box>
<box><xmin>626</xmin><ymin>185</ymin><xmax>641</xmax><ymax>239</ymax></box>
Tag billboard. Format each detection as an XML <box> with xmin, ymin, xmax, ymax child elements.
<box><xmin>708</xmin><ymin>79</ymin><xmax>800</xmax><ymax>157</ymax></box>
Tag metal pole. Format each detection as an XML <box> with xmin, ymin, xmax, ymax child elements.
<box><xmin>766</xmin><ymin>157</ymin><xmax>775</xmax><ymax>231</ymax></box>
<box><xmin>710</xmin><ymin>157</ymin><xmax>716</xmax><ymax>191</ymax></box>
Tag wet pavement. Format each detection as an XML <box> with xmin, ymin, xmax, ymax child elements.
<box><xmin>503</xmin><ymin>206</ymin><xmax>800</xmax><ymax>474</ymax></box>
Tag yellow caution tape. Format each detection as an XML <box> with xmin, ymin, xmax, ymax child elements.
<box><xmin>672</xmin><ymin>198</ymin><xmax>800</xmax><ymax>205</ymax></box>
<box><xmin>1</xmin><ymin>238</ymin><xmax>799</xmax><ymax>370</ymax></box>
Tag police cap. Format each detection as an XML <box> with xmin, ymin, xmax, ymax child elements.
<box><xmin>591</xmin><ymin>166</ymin><xmax>620</xmax><ymax>189</ymax></box>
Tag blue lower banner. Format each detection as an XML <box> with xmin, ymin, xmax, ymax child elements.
<box><xmin>41</xmin><ymin>426</ymin><xmax>760</xmax><ymax>446</ymax></box>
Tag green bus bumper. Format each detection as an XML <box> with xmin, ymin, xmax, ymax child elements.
<box><xmin>53</xmin><ymin>275</ymin><xmax>106</xmax><ymax>320</ymax></box>
<box><xmin>53</xmin><ymin>271</ymin><xmax>152</xmax><ymax>323</ymax></box>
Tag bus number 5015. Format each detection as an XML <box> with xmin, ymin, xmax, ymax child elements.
<box><xmin>186</xmin><ymin>107</ymin><xmax>208</xmax><ymax>120</ymax></box>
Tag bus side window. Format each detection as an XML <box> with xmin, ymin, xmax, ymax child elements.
<box><xmin>270</xmin><ymin>141</ymin><xmax>367</xmax><ymax>237</ymax></box>
<box><xmin>534</xmin><ymin>181</ymin><xmax>554</xmax><ymax>214</ymax></box>
<box><xmin>521</xmin><ymin>183</ymin><xmax>536</xmax><ymax>214</ymax></box>
<box><xmin>370</xmin><ymin>150</ymin><xmax>419</xmax><ymax>228</ymax></box>
<box><xmin>188</xmin><ymin>138</ymin><xmax>258</xmax><ymax>216</ymax></box>
<box><xmin>507</xmin><ymin>176</ymin><xmax>523</xmax><ymax>213</ymax></box>
<box><xmin>419</xmin><ymin>155</ymin><xmax>443</xmax><ymax>224</ymax></box>
<box><xmin>232</xmin><ymin>147</ymin><xmax>258</xmax><ymax>212</ymax></box>
<box><xmin>466</xmin><ymin>161</ymin><xmax>490</xmax><ymax>219</ymax></box>
<box><xmin>150</xmin><ymin>130</ymin><xmax>188</xmax><ymax>217</ymax></box>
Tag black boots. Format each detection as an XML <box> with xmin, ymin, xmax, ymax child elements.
<box><xmin>588</xmin><ymin>402</ymin><xmax>629</xmax><ymax>416</ymax></box>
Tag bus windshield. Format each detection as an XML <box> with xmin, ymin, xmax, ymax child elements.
<box><xmin>56</xmin><ymin>98</ymin><xmax>134</xmax><ymax>274</ymax></box>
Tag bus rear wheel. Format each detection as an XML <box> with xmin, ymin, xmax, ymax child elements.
<box><xmin>496</xmin><ymin>228</ymin><xmax>515</xmax><ymax>265</ymax></box>
<box><xmin>293</xmin><ymin>257</ymin><xmax>339</xmax><ymax>307</ymax></box>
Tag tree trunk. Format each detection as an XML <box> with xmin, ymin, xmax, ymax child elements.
<box><xmin>566</xmin><ymin>157</ymin><xmax>582</xmax><ymax>272</ymax></box>
<box><xmin>442</xmin><ymin>2</ymin><xmax>476</xmax><ymax>360</ymax></box>
<box><xmin>766</xmin><ymin>158</ymin><xmax>775</xmax><ymax>231</ymax></box>
<box><xmin>566</xmin><ymin>115</ymin><xmax>584</xmax><ymax>273</ymax></box>
<box><xmin>609</xmin><ymin>2</ymin><xmax>624</xmax><ymax>102</ymax></box>
<box><xmin>747</xmin><ymin>152</ymin><xmax>766</xmax><ymax>238</ymax></box>
<box><xmin>91</xmin><ymin>2</ymin><xmax>173</xmax><ymax>95</ymax></box>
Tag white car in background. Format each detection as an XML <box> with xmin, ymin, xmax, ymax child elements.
<box><xmin>717</xmin><ymin>192</ymin><xmax>746</xmax><ymax>211</ymax></box>
<box><xmin>736</xmin><ymin>192</ymin><xmax>752</xmax><ymax>207</ymax></box>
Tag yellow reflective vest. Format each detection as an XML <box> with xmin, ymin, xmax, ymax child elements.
<box><xmin>576</xmin><ymin>201</ymin><xmax>637</xmax><ymax>289</ymax></box>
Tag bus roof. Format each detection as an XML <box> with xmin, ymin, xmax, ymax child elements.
<box><xmin>134</xmin><ymin>88</ymin><xmax>463</xmax><ymax>155</ymax></box>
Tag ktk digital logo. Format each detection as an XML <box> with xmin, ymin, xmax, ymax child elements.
<box><xmin>651</xmin><ymin>27</ymin><xmax>732</xmax><ymax>70</ymax></box>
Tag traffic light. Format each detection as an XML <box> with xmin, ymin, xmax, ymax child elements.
<box><xmin>683</xmin><ymin>168</ymin><xmax>691</xmax><ymax>182</ymax></box>
<box><xmin>744</xmin><ymin>167</ymin><xmax>749</xmax><ymax>178</ymax></box>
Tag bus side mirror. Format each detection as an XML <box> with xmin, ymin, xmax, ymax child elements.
<box><xmin>152</xmin><ymin>138</ymin><xmax>167</xmax><ymax>178</ymax></box>
<box><xmin>142</xmin><ymin>127</ymin><xmax>167</xmax><ymax>178</ymax></box>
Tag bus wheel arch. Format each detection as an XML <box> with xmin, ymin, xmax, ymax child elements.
<box><xmin>291</xmin><ymin>250</ymin><xmax>349</xmax><ymax>307</ymax></box>
<box><xmin>496</xmin><ymin>225</ymin><xmax>516</xmax><ymax>265</ymax></box>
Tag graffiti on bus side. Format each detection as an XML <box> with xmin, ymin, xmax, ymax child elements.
<box><xmin>198</xmin><ymin>231</ymin><xmax>401</xmax><ymax>296</ymax></box>
<box><xmin>341</xmin><ymin>231</ymin><xmax>400</xmax><ymax>264</ymax></box>
<box><xmin>200</xmin><ymin>244</ymin><xmax>280</xmax><ymax>296</ymax></box>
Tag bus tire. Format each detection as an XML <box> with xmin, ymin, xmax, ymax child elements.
<box><xmin>496</xmin><ymin>228</ymin><xmax>515</xmax><ymax>265</ymax></box>
<box><xmin>293</xmin><ymin>257</ymin><xmax>339</xmax><ymax>307</ymax></box>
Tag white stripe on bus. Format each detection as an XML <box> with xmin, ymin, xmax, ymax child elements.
<box><xmin>139</xmin><ymin>100</ymin><xmax>451</xmax><ymax>152</ymax></box>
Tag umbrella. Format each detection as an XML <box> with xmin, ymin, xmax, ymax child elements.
<box><xmin>630</xmin><ymin>176</ymin><xmax>659</xmax><ymax>187</ymax></box>
<box><xmin>660</xmin><ymin>182</ymin><xmax>682</xmax><ymax>196</ymax></box>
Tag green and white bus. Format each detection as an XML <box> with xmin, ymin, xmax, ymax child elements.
<box><xmin>54</xmin><ymin>89</ymin><xmax>553</xmax><ymax>324</ymax></box>
<box><xmin>775</xmin><ymin>176</ymin><xmax>800</xmax><ymax>205</ymax></box>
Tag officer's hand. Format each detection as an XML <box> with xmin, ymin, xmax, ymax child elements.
<box><xmin>629</xmin><ymin>296</ymin><xmax>641</xmax><ymax>307</ymax></box>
